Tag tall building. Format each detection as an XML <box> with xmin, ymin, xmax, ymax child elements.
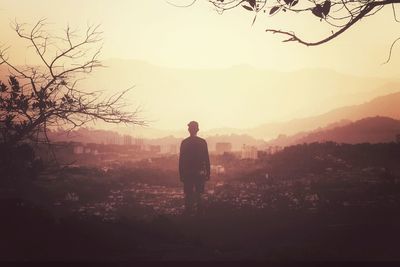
<box><xmin>123</xmin><ymin>134</ymin><xmax>132</xmax><ymax>146</ymax></box>
<box><xmin>106</xmin><ymin>135</ymin><xmax>121</xmax><ymax>145</ymax></box>
<box><xmin>241</xmin><ymin>144</ymin><xmax>258</xmax><ymax>159</ymax></box>
<box><xmin>216</xmin><ymin>142</ymin><xmax>232</xmax><ymax>155</ymax></box>
<box><xmin>135</xmin><ymin>137</ymin><xmax>145</xmax><ymax>151</ymax></box>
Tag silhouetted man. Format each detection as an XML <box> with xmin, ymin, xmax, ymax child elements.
<box><xmin>179</xmin><ymin>121</ymin><xmax>210</xmax><ymax>214</ymax></box>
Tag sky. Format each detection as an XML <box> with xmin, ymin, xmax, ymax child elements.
<box><xmin>1</xmin><ymin>1</ymin><xmax>400</xmax><ymax>132</ymax></box>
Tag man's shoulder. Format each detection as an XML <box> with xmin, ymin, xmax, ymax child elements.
<box><xmin>181</xmin><ymin>137</ymin><xmax>191</xmax><ymax>144</ymax></box>
<box><xmin>181</xmin><ymin>136</ymin><xmax>207</xmax><ymax>145</ymax></box>
<box><xmin>180</xmin><ymin>137</ymin><xmax>191</xmax><ymax>147</ymax></box>
<box><xmin>194</xmin><ymin>136</ymin><xmax>207</xmax><ymax>144</ymax></box>
<box><xmin>200</xmin><ymin>137</ymin><xmax>208</xmax><ymax>145</ymax></box>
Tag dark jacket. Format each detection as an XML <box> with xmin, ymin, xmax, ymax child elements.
<box><xmin>179</xmin><ymin>136</ymin><xmax>210</xmax><ymax>180</ymax></box>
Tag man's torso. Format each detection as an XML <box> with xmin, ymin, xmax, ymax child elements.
<box><xmin>179</xmin><ymin>136</ymin><xmax>208</xmax><ymax>179</ymax></box>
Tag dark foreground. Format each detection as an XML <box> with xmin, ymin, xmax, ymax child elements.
<box><xmin>1</xmin><ymin>197</ymin><xmax>400</xmax><ymax>261</ymax></box>
<box><xmin>1</xmin><ymin>142</ymin><xmax>400</xmax><ymax>261</ymax></box>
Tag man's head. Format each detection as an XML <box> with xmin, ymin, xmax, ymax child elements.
<box><xmin>187</xmin><ymin>121</ymin><xmax>199</xmax><ymax>136</ymax></box>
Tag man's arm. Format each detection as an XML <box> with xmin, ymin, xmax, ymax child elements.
<box><xmin>204</xmin><ymin>141</ymin><xmax>210</xmax><ymax>180</ymax></box>
<box><xmin>179</xmin><ymin>141</ymin><xmax>185</xmax><ymax>182</ymax></box>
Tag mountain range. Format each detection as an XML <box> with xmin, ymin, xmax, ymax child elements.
<box><xmin>119</xmin><ymin>90</ymin><xmax>400</xmax><ymax>141</ymax></box>
<box><xmin>268</xmin><ymin>116</ymin><xmax>400</xmax><ymax>146</ymax></box>
<box><xmin>247</xmin><ymin>91</ymin><xmax>400</xmax><ymax>140</ymax></box>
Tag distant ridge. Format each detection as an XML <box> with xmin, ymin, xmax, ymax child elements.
<box><xmin>249</xmin><ymin>91</ymin><xmax>400</xmax><ymax>140</ymax></box>
<box><xmin>268</xmin><ymin>116</ymin><xmax>400</xmax><ymax>146</ymax></box>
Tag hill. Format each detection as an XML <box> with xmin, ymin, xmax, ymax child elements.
<box><xmin>268</xmin><ymin>116</ymin><xmax>400</xmax><ymax>146</ymax></box>
<box><xmin>250</xmin><ymin>91</ymin><xmax>400</xmax><ymax>140</ymax></box>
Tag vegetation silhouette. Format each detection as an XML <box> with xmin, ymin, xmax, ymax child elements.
<box><xmin>0</xmin><ymin>20</ymin><xmax>145</xmax><ymax>184</ymax></box>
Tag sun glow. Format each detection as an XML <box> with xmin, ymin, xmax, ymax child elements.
<box><xmin>1</xmin><ymin>0</ymin><xmax>400</xmax><ymax>132</ymax></box>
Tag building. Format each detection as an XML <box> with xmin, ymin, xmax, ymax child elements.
<box><xmin>128</xmin><ymin>145</ymin><xmax>142</xmax><ymax>152</ymax></box>
<box><xmin>241</xmin><ymin>144</ymin><xmax>258</xmax><ymax>159</ymax></box>
<box><xmin>161</xmin><ymin>144</ymin><xmax>178</xmax><ymax>154</ymax></box>
<box><xmin>135</xmin><ymin>137</ymin><xmax>145</xmax><ymax>151</ymax></box>
<box><xmin>106</xmin><ymin>135</ymin><xmax>121</xmax><ymax>145</ymax></box>
<box><xmin>265</xmin><ymin>146</ymin><xmax>282</xmax><ymax>155</ymax></box>
<box><xmin>211</xmin><ymin>164</ymin><xmax>226</xmax><ymax>175</ymax></box>
<box><xmin>123</xmin><ymin>134</ymin><xmax>133</xmax><ymax>146</ymax></box>
<box><xmin>149</xmin><ymin>145</ymin><xmax>161</xmax><ymax>154</ymax></box>
<box><xmin>169</xmin><ymin>144</ymin><xmax>178</xmax><ymax>154</ymax></box>
<box><xmin>73</xmin><ymin>145</ymin><xmax>84</xmax><ymax>154</ymax></box>
<box><xmin>216</xmin><ymin>142</ymin><xmax>232</xmax><ymax>155</ymax></box>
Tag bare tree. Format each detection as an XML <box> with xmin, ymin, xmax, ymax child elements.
<box><xmin>174</xmin><ymin>0</ymin><xmax>400</xmax><ymax>60</ymax></box>
<box><xmin>0</xmin><ymin>19</ymin><xmax>145</xmax><ymax>147</ymax></box>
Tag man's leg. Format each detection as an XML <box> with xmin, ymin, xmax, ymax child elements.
<box><xmin>184</xmin><ymin>180</ymin><xmax>194</xmax><ymax>214</ymax></box>
<box><xmin>184</xmin><ymin>193</ymin><xmax>194</xmax><ymax>213</ymax></box>
<box><xmin>194</xmin><ymin>178</ymin><xmax>205</xmax><ymax>214</ymax></box>
<box><xmin>194</xmin><ymin>191</ymin><xmax>201</xmax><ymax>213</ymax></box>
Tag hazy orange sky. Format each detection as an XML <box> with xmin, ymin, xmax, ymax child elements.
<box><xmin>1</xmin><ymin>1</ymin><xmax>400</xmax><ymax>132</ymax></box>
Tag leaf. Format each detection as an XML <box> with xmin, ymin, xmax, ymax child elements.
<box><xmin>312</xmin><ymin>4</ymin><xmax>324</xmax><ymax>18</ymax></box>
<box><xmin>242</xmin><ymin>5</ymin><xmax>254</xmax><ymax>11</ymax></box>
<box><xmin>283</xmin><ymin>0</ymin><xmax>297</xmax><ymax>6</ymax></box>
<box><xmin>248</xmin><ymin>0</ymin><xmax>256</xmax><ymax>8</ymax></box>
<box><xmin>269</xmin><ymin>6</ymin><xmax>281</xmax><ymax>15</ymax></box>
<box><xmin>322</xmin><ymin>0</ymin><xmax>331</xmax><ymax>16</ymax></box>
<box><xmin>283</xmin><ymin>0</ymin><xmax>292</xmax><ymax>5</ymax></box>
<box><xmin>22</xmin><ymin>99</ymin><xmax>29</xmax><ymax>112</ymax></box>
<box><xmin>0</xmin><ymin>83</ymin><xmax>6</xmax><ymax>93</ymax></box>
<box><xmin>312</xmin><ymin>1</ymin><xmax>330</xmax><ymax>19</ymax></box>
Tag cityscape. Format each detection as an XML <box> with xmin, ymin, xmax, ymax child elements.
<box><xmin>2</xmin><ymin>0</ymin><xmax>400</xmax><ymax>262</ymax></box>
